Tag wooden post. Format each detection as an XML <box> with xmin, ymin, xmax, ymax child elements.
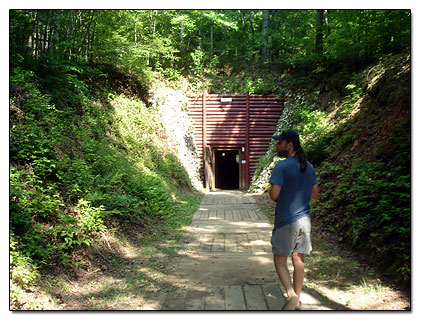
<box><xmin>245</xmin><ymin>91</ymin><xmax>250</xmax><ymax>189</ymax></box>
<box><xmin>202</xmin><ymin>89</ymin><xmax>208</xmax><ymax>190</ymax></box>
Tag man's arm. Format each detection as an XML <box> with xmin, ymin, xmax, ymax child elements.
<box><xmin>269</xmin><ymin>184</ymin><xmax>281</xmax><ymax>202</ymax></box>
<box><xmin>311</xmin><ymin>184</ymin><xmax>319</xmax><ymax>199</ymax></box>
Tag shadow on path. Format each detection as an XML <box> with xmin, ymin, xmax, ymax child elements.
<box><xmin>156</xmin><ymin>191</ymin><xmax>350</xmax><ymax>310</ymax></box>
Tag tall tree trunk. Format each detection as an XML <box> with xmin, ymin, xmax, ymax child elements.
<box><xmin>75</xmin><ymin>10</ymin><xmax>83</xmax><ymax>56</ymax></box>
<box><xmin>134</xmin><ymin>11</ymin><xmax>138</xmax><ymax>45</ymax></box>
<box><xmin>147</xmin><ymin>10</ymin><xmax>157</xmax><ymax>65</ymax></box>
<box><xmin>28</xmin><ymin>10</ymin><xmax>35</xmax><ymax>57</ymax></box>
<box><xmin>180</xmin><ymin>21</ymin><xmax>184</xmax><ymax>56</ymax></box>
<box><xmin>52</xmin><ymin>11</ymin><xmax>59</xmax><ymax>55</ymax></box>
<box><xmin>34</xmin><ymin>11</ymin><xmax>40</xmax><ymax>59</ymax></box>
<box><xmin>82</xmin><ymin>10</ymin><xmax>95</xmax><ymax>60</ymax></box>
<box><xmin>198</xmin><ymin>29</ymin><xmax>202</xmax><ymax>48</ymax></box>
<box><xmin>67</xmin><ymin>10</ymin><xmax>73</xmax><ymax>59</ymax></box>
<box><xmin>363</xmin><ymin>10</ymin><xmax>370</xmax><ymax>59</ymax></box>
<box><xmin>325</xmin><ymin>10</ymin><xmax>331</xmax><ymax>36</ymax></box>
<box><xmin>210</xmin><ymin>22</ymin><xmax>213</xmax><ymax>58</ymax></box>
<box><xmin>271</xmin><ymin>10</ymin><xmax>281</xmax><ymax>60</ymax></box>
<box><xmin>261</xmin><ymin>10</ymin><xmax>269</xmax><ymax>62</ymax></box>
<box><xmin>43</xmin><ymin>10</ymin><xmax>51</xmax><ymax>53</ymax></box>
<box><xmin>238</xmin><ymin>10</ymin><xmax>245</xmax><ymax>27</ymax></box>
<box><xmin>89</xmin><ymin>19</ymin><xmax>96</xmax><ymax>60</ymax></box>
<box><xmin>344</xmin><ymin>10</ymin><xmax>354</xmax><ymax>40</ymax></box>
<box><xmin>150</xmin><ymin>11</ymin><xmax>156</xmax><ymax>36</ymax></box>
<box><xmin>248</xmin><ymin>11</ymin><xmax>255</xmax><ymax>35</ymax></box>
<box><xmin>315</xmin><ymin>9</ymin><xmax>324</xmax><ymax>57</ymax></box>
<box><xmin>48</xmin><ymin>10</ymin><xmax>56</xmax><ymax>55</ymax></box>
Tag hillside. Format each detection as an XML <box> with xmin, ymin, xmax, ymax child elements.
<box><xmin>248</xmin><ymin>53</ymin><xmax>411</xmax><ymax>286</ymax></box>
<box><xmin>9</xmin><ymin>63</ymin><xmax>202</xmax><ymax>309</ymax></box>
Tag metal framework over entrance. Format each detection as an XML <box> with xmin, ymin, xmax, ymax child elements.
<box><xmin>188</xmin><ymin>90</ymin><xmax>283</xmax><ymax>190</ymax></box>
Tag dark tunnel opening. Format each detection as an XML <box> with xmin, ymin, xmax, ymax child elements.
<box><xmin>215</xmin><ymin>150</ymin><xmax>240</xmax><ymax>190</ymax></box>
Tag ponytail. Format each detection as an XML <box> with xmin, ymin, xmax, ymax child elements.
<box><xmin>295</xmin><ymin>146</ymin><xmax>308</xmax><ymax>173</ymax></box>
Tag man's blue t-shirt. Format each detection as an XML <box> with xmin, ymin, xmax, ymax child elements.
<box><xmin>269</xmin><ymin>157</ymin><xmax>318</xmax><ymax>229</ymax></box>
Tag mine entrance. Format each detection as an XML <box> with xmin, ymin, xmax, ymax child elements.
<box><xmin>214</xmin><ymin>149</ymin><xmax>241</xmax><ymax>190</ymax></box>
<box><xmin>187</xmin><ymin>91</ymin><xmax>284</xmax><ymax>191</ymax></box>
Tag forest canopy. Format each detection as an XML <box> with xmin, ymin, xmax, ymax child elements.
<box><xmin>10</xmin><ymin>9</ymin><xmax>411</xmax><ymax>79</ymax></box>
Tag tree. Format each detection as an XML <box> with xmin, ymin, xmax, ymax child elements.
<box><xmin>261</xmin><ymin>10</ymin><xmax>269</xmax><ymax>62</ymax></box>
<box><xmin>315</xmin><ymin>9</ymin><xmax>324</xmax><ymax>57</ymax></box>
<box><xmin>9</xmin><ymin>9</ymin><xmax>411</xmax><ymax>74</ymax></box>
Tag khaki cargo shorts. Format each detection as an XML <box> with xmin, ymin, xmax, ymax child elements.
<box><xmin>271</xmin><ymin>216</ymin><xmax>312</xmax><ymax>256</ymax></box>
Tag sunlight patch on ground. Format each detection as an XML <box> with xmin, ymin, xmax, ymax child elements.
<box><xmin>248</xmin><ymin>255</ymin><xmax>273</xmax><ymax>265</ymax></box>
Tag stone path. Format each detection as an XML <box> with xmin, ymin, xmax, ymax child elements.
<box><xmin>157</xmin><ymin>191</ymin><xmax>333</xmax><ymax>310</ymax></box>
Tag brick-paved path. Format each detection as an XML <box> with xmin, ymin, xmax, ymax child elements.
<box><xmin>158</xmin><ymin>191</ymin><xmax>332</xmax><ymax>310</ymax></box>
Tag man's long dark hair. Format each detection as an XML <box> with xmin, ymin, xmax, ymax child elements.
<box><xmin>294</xmin><ymin>145</ymin><xmax>308</xmax><ymax>173</ymax></box>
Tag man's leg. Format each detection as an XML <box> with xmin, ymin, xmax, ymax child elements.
<box><xmin>273</xmin><ymin>254</ymin><xmax>298</xmax><ymax>309</ymax></box>
<box><xmin>292</xmin><ymin>252</ymin><xmax>305</xmax><ymax>309</ymax></box>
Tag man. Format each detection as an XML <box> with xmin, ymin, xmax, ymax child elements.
<box><xmin>269</xmin><ymin>130</ymin><xmax>318</xmax><ymax>310</ymax></box>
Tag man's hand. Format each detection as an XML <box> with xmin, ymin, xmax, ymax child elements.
<box><xmin>311</xmin><ymin>184</ymin><xmax>319</xmax><ymax>199</ymax></box>
<box><xmin>269</xmin><ymin>184</ymin><xmax>281</xmax><ymax>202</ymax></box>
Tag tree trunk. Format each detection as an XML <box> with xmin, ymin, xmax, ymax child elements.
<box><xmin>48</xmin><ymin>10</ymin><xmax>56</xmax><ymax>55</ymax></box>
<box><xmin>134</xmin><ymin>11</ymin><xmax>138</xmax><ymax>45</ymax></box>
<box><xmin>248</xmin><ymin>11</ymin><xmax>255</xmax><ymax>35</ymax></box>
<box><xmin>364</xmin><ymin>10</ymin><xmax>370</xmax><ymax>59</ymax></box>
<box><xmin>67</xmin><ymin>10</ymin><xmax>73</xmax><ymax>59</ymax></box>
<box><xmin>315</xmin><ymin>9</ymin><xmax>324</xmax><ymax>57</ymax></box>
<box><xmin>82</xmin><ymin>10</ymin><xmax>95</xmax><ymax>60</ymax></box>
<box><xmin>34</xmin><ymin>10</ymin><xmax>39</xmax><ymax>58</ymax></box>
<box><xmin>238</xmin><ymin>10</ymin><xmax>245</xmax><ymax>27</ymax></box>
<box><xmin>180</xmin><ymin>21</ymin><xmax>184</xmax><ymax>56</ymax></box>
<box><xmin>344</xmin><ymin>10</ymin><xmax>354</xmax><ymax>40</ymax></box>
<box><xmin>198</xmin><ymin>29</ymin><xmax>202</xmax><ymax>48</ymax></box>
<box><xmin>147</xmin><ymin>10</ymin><xmax>157</xmax><ymax>65</ymax></box>
<box><xmin>52</xmin><ymin>10</ymin><xmax>61</xmax><ymax>55</ymax></box>
<box><xmin>27</xmin><ymin>10</ymin><xmax>35</xmax><ymax>57</ymax></box>
<box><xmin>151</xmin><ymin>11</ymin><xmax>156</xmax><ymax>36</ymax></box>
<box><xmin>89</xmin><ymin>19</ymin><xmax>96</xmax><ymax>60</ymax></box>
<box><xmin>76</xmin><ymin>11</ymin><xmax>83</xmax><ymax>55</ymax></box>
<box><xmin>325</xmin><ymin>10</ymin><xmax>331</xmax><ymax>36</ymax></box>
<box><xmin>210</xmin><ymin>22</ymin><xmax>213</xmax><ymax>57</ymax></box>
<box><xmin>261</xmin><ymin>10</ymin><xmax>269</xmax><ymax>62</ymax></box>
<box><xmin>43</xmin><ymin>10</ymin><xmax>51</xmax><ymax>53</ymax></box>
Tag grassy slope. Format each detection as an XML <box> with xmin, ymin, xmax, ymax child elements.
<box><xmin>9</xmin><ymin>63</ymin><xmax>201</xmax><ymax>309</ymax></box>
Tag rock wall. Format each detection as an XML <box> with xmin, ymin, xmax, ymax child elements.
<box><xmin>150</xmin><ymin>87</ymin><xmax>203</xmax><ymax>191</ymax></box>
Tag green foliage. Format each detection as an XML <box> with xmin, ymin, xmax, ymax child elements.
<box><xmin>10</xmin><ymin>234</ymin><xmax>41</xmax><ymax>304</ymax></box>
<box><xmin>250</xmin><ymin>54</ymin><xmax>410</xmax><ymax>284</ymax></box>
<box><xmin>9</xmin><ymin>10</ymin><xmax>410</xmax><ymax>79</ymax></box>
<box><xmin>76</xmin><ymin>200</ymin><xmax>107</xmax><ymax>239</ymax></box>
<box><xmin>324</xmin><ymin>10</ymin><xmax>410</xmax><ymax>63</ymax></box>
<box><xmin>9</xmin><ymin>60</ymin><xmax>196</xmax><ymax>297</ymax></box>
<box><xmin>335</xmin><ymin>131</ymin><xmax>354</xmax><ymax>149</ymax></box>
<box><xmin>315</xmin><ymin>159</ymin><xmax>411</xmax><ymax>281</ymax></box>
<box><xmin>339</xmin><ymin>84</ymin><xmax>364</xmax><ymax>118</ymax></box>
<box><xmin>10</xmin><ymin>166</ymin><xmax>107</xmax><ymax>264</ymax></box>
<box><xmin>245</xmin><ymin>76</ymin><xmax>277</xmax><ymax>94</ymax></box>
<box><xmin>292</xmin><ymin>109</ymin><xmax>330</xmax><ymax>135</ymax></box>
<box><xmin>190</xmin><ymin>47</ymin><xmax>207</xmax><ymax>76</ymax></box>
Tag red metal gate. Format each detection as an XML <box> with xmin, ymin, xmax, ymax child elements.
<box><xmin>188</xmin><ymin>90</ymin><xmax>283</xmax><ymax>190</ymax></box>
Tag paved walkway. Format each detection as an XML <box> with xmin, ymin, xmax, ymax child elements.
<box><xmin>158</xmin><ymin>191</ymin><xmax>332</xmax><ymax>310</ymax></box>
